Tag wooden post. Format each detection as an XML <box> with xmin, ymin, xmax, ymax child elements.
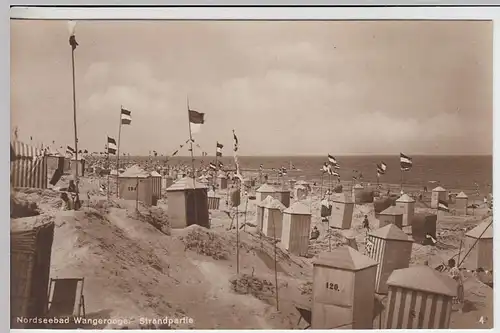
<box><xmin>271</xmin><ymin>208</ymin><xmax>279</xmax><ymax>311</ymax></box>
<box><xmin>236</xmin><ymin>203</ymin><xmax>240</xmax><ymax>274</ymax></box>
<box><xmin>187</xmin><ymin>97</ymin><xmax>199</xmax><ymax>225</ymax></box>
<box><xmin>135</xmin><ymin>177</ymin><xmax>139</xmax><ymax>212</ymax></box>
<box><xmin>116</xmin><ymin>106</ymin><xmax>123</xmax><ymax>197</ymax></box>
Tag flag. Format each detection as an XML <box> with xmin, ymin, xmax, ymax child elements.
<box><xmin>328</xmin><ymin>154</ymin><xmax>338</xmax><ymax>166</ymax></box>
<box><xmin>209</xmin><ymin>162</ymin><xmax>217</xmax><ymax>171</ymax></box>
<box><xmin>233</xmin><ymin>130</ymin><xmax>239</xmax><ymax>152</ymax></box>
<box><xmin>66</xmin><ymin>145</ymin><xmax>76</xmax><ymax>156</ymax></box>
<box><xmin>400</xmin><ymin>153</ymin><xmax>413</xmax><ymax>171</ymax></box>
<box><xmin>259</xmin><ymin>164</ymin><xmax>263</xmax><ymax>171</ymax></box>
<box><xmin>328</xmin><ymin>165</ymin><xmax>339</xmax><ymax>177</ymax></box>
<box><xmin>171</xmin><ymin>150</ymin><xmax>179</xmax><ymax>157</ymax></box>
<box><xmin>107</xmin><ymin>136</ymin><xmax>117</xmax><ymax>155</ymax></box>
<box><xmin>189</xmin><ymin>109</ymin><xmax>204</xmax><ymax>134</ymax></box>
<box><xmin>377</xmin><ymin>162</ymin><xmax>387</xmax><ymax>177</ymax></box>
<box><xmin>322</xmin><ymin>162</ymin><xmax>329</xmax><ymax>173</ymax></box>
<box><xmin>153</xmin><ymin>150</ymin><xmax>158</xmax><ymax>157</ymax></box>
<box><xmin>438</xmin><ymin>199</ymin><xmax>449</xmax><ymax>212</ymax></box>
<box><xmin>84</xmin><ymin>149</ymin><xmax>88</xmax><ymax>154</ymax></box>
<box><xmin>216</xmin><ymin>142</ymin><xmax>223</xmax><ymax>157</ymax></box>
<box><xmin>68</xmin><ymin>21</ymin><xmax>78</xmax><ymax>50</ymax></box>
<box><xmin>218</xmin><ymin>161</ymin><xmax>224</xmax><ymax>169</ymax></box>
<box><xmin>281</xmin><ymin>167</ymin><xmax>287</xmax><ymax>176</ymax></box>
<box><xmin>121</xmin><ymin>108</ymin><xmax>132</xmax><ymax>125</ymax></box>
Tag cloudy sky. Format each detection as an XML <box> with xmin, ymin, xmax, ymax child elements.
<box><xmin>11</xmin><ymin>20</ymin><xmax>492</xmax><ymax>156</ymax></box>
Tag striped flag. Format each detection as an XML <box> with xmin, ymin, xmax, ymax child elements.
<box><xmin>232</xmin><ymin>129</ymin><xmax>243</xmax><ymax>182</ymax></box>
<box><xmin>188</xmin><ymin>109</ymin><xmax>204</xmax><ymax>134</ymax></box>
<box><xmin>328</xmin><ymin>154</ymin><xmax>337</xmax><ymax>165</ymax></box>
<box><xmin>377</xmin><ymin>162</ymin><xmax>387</xmax><ymax>177</ymax></box>
<box><xmin>259</xmin><ymin>164</ymin><xmax>263</xmax><ymax>171</ymax></box>
<box><xmin>233</xmin><ymin>130</ymin><xmax>239</xmax><ymax>152</ymax></box>
<box><xmin>216</xmin><ymin>142</ymin><xmax>223</xmax><ymax>157</ymax></box>
<box><xmin>209</xmin><ymin>162</ymin><xmax>217</xmax><ymax>171</ymax></box>
<box><xmin>107</xmin><ymin>136</ymin><xmax>117</xmax><ymax>155</ymax></box>
<box><xmin>121</xmin><ymin>108</ymin><xmax>132</xmax><ymax>125</ymax></box>
<box><xmin>400</xmin><ymin>153</ymin><xmax>413</xmax><ymax>171</ymax></box>
<box><xmin>218</xmin><ymin>160</ymin><xmax>224</xmax><ymax>169</ymax></box>
<box><xmin>66</xmin><ymin>145</ymin><xmax>76</xmax><ymax>157</ymax></box>
<box><xmin>327</xmin><ymin>165</ymin><xmax>339</xmax><ymax>177</ymax></box>
<box><xmin>438</xmin><ymin>199</ymin><xmax>449</xmax><ymax>212</ymax></box>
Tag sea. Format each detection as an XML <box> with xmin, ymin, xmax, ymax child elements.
<box><xmin>128</xmin><ymin>155</ymin><xmax>492</xmax><ymax>197</ymax></box>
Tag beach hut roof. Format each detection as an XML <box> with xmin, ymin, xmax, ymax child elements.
<box><xmin>313</xmin><ymin>246</ymin><xmax>378</xmax><ymax>271</ymax></box>
<box><xmin>263</xmin><ymin>197</ymin><xmax>286</xmax><ymax>210</ymax></box>
<box><xmin>166</xmin><ymin>177</ymin><xmax>208</xmax><ymax>191</ymax></box>
<box><xmin>456</xmin><ymin>191</ymin><xmax>468</xmax><ymax>199</ymax></box>
<box><xmin>150</xmin><ymin>171</ymin><xmax>161</xmax><ymax>177</ymax></box>
<box><xmin>387</xmin><ymin>266</ymin><xmax>457</xmax><ymax>297</ymax></box>
<box><xmin>353</xmin><ymin>184</ymin><xmax>364</xmax><ymax>189</ymax></box>
<box><xmin>396</xmin><ymin>193</ymin><xmax>415</xmax><ymax>203</ymax></box>
<box><xmin>256</xmin><ymin>184</ymin><xmax>276</xmax><ymax>193</ymax></box>
<box><xmin>207</xmin><ymin>189</ymin><xmax>219</xmax><ymax>198</ymax></box>
<box><xmin>379</xmin><ymin>206</ymin><xmax>404</xmax><ymax>216</ymax></box>
<box><xmin>284</xmin><ymin>201</ymin><xmax>311</xmax><ymax>215</ymax></box>
<box><xmin>332</xmin><ymin>192</ymin><xmax>353</xmax><ymax>204</ymax></box>
<box><xmin>119</xmin><ymin>165</ymin><xmax>150</xmax><ymax>178</ymax></box>
<box><xmin>110</xmin><ymin>169</ymin><xmax>119</xmax><ymax>176</ymax></box>
<box><xmin>432</xmin><ymin>186</ymin><xmax>447</xmax><ymax>192</ymax></box>
<box><xmin>369</xmin><ymin>224</ymin><xmax>414</xmax><ymax>242</ymax></box>
<box><xmin>296</xmin><ymin>180</ymin><xmax>309</xmax><ymax>185</ymax></box>
<box><xmin>295</xmin><ymin>185</ymin><xmax>307</xmax><ymax>190</ymax></box>
<box><xmin>258</xmin><ymin>195</ymin><xmax>275</xmax><ymax>208</ymax></box>
<box><xmin>466</xmin><ymin>218</ymin><xmax>493</xmax><ymax>239</ymax></box>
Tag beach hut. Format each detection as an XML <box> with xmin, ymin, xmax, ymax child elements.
<box><xmin>150</xmin><ymin>170</ymin><xmax>162</xmax><ymax>202</ymax></box>
<box><xmin>70</xmin><ymin>157</ymin><xmax>86</xmax><ymax>177</ymax></box>
<box><xmin>228</xmin><ymin>188</ymin><xmax>241</xmax><ymax>207</ymax></box>
<box><xmin>431</xmin><ymin>186</ymin><xmax>448</xmax><ymax>209</ymax></box>
<box><xmin>281</xmin><ymin>202</ymin><xmax>312</xmax><ymax>256</ymax></box>
<box><xmin>288</xmin><ymin>179</ymin><xmax>297</xmax><ymax>189</ymax></box>
<box><xmin>384</xmin><ymin>266</ymin><xmax>457</xmax><ymax>329</ymax></box>
<box><xmin>256</xmin><ymin>184</ymin><xmax>276</xmax><ymax>202</ymax></box>
<box><xmin>312</xmin><ymin>247</ymin><xmax>378</xmax><ymax>329</ymax></box>
<box><xmin>10</xmin><ymin>141</ymin><xmax>48</xmax><ymax>189</ymax></box>
<box><xmin>352</xmin><ymin>184</ymin><xmax>364</xmax><ymax>204</ymax></box>
<box><xmin>256</xmin><ymin>195</ymin><xmax>274</xmax><ymax>232</ymax></box>
<box><xmin>366</xmin><ymin>225</ymin><xmax>413</xmax><ymax>294</ymax></box>
<box><xmin>166</xmin><ymin>177</ymin><xmax>209</xmax><ymax>229</ymax></box>
<box><xmin>217</xmin><ymin>173</ymin><xmax>228</xmax><ymax>190</ymax></box>
<box><xmin>411</xmin><ymin>212</ymin><xmax>437</xmax><ymax>244</ymax></box>
<box><xmin>463</xmin><ymin>218</ymin><xmax>493</xmax><ymax>271</ymax></box>
<box><xmin>275</xmin><ymin>189</ymin><xmax>291</xmax><ymax>208</ymax></box>
<box><xmin>454</xmin><ymin>191</ymin><xmax>468</xmax><ymax>216</ymax></box>
<box><xmin>262</xmin><ymin>197</ymin><xmax>285</xmax><ymax>239</ymax></box>
<box><xmin>330</xmin><ymin>194</ymin><xmax>354</xmax><ymax>229</ymax></box>
<box><xmin>11</xmin><ymin>218</ymin><xmax>55</xmax><ymax>328</ymax></box>
<box><xmin>294</xmin><ymin>185</ymin><xmax>308</xmax><ymax>200</ymax></box>
<box><xmin>374</xmin><ymin>197</ymin><xmax>396</xmax><ymax>217</ymax></box>
<box><xmin>207</xmin><ymin>190</ymin><xmax>220</xmax><ymax>210</ymax></box>
<box><xmin>198</xmin><ymin>175</ymin><xmax>209</xmax><ymax>185</ymax></box>
<box><xmin>377</xmin><ymin>206</ymin><xmax>404</xmax><ymax>229</ymax></box>
<box><xmin>395</xmin><ymin>194</ymin><xmax>415</xmax><ymax>227</ymax></box>
<box><xmin>118</xmin><ymin>165</ymin><xmax>153</xmax><ymax>206</ymax></box>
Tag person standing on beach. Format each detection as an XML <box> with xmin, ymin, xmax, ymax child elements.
<box><xmin>362</xmin><ymin>215</ymin><xmax>370</xmax><ymax>231</ymax></box>
<box><xmin>447</xmin><ymin>258</ymin><xmax>465</xmax><ymax>313</ymax></box>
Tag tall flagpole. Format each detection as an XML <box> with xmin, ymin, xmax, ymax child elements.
<box><xmin>116</xmin><ymin>106</ymin><xmax>123</xmax><ymax>196</ymax></box>
<box><xmin>69</xmin><ymin>22</ymin><xmax>80</xmax><ymax>199</ymax></box>
<box><xmin>187</xmin><ymin>96</ymin><xmax>199</xmax><ymax>225</ymax></box>
<box><xmin>214</xmin><ymin>142</ymin><xmax>219</xmax><ymax>188</ymax></box>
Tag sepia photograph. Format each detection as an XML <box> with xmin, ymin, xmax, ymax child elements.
<box><xmin>10</xmin><ymin>11</ymin><xmax>493</xmax><ymax>330</ymax></box>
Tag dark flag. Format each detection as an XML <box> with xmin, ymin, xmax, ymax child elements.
<box><xmin>216</xmin><ymin>142</ymin><xmax>223</xmax><ymax>157</ymax></box>
<box><xmin>171</xmin><ymin>150</ymin><xmax>179</xmax><ymax>157</ymax></box>
<box><xmin>121</xmin><ymin>108</ymin><xmax>132</xmax><ymax>125</ymax></box>
<box><xmin>233</xmin><ymin>130</ymin><xmax>239</xmax><ymax>152</ymax></box>
<box><xmin>188</xmin><ymin>110</ymin><xmax>205</xmax><ymax>124</ymax></box>
<box><xmin>153</xmin><ymin>150</ymin><xmax>158</xmax><ymax>157</ymax></box>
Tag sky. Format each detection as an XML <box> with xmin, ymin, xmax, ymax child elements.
<box><xmin>11</xmin><ymin>20</ymin><xmax>493</xmax><ymax>156</ymax></box>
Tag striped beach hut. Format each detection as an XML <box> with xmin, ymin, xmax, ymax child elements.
<box><xmin>207</xmin><ymin>190</ymin><xmax>220</xmax><ymax>210</ymax></box>
<box><xmin>281</xmin><ymin>201</ymin><xmax>311</xmax><ymax>256</ymax></box>
<box><xmin>10</xmin><ymin>141</ymin><xmax>48</xmax><ymax>189</ymax></box>
<box><xmin>384</xmin><ymin>266</ymin><xmax>457</xmax><ymax>329</ymax></box>
<box><xmin>262</xmin><ymin>197</ymin><xmax>285</xmax><ymax>239</ymax></box>
<box><xmin>312</xmin><ymin>247</ymin><xmax>378</xmax><ymax>329</ymax></box>
<box><xmin>366</xmin><ymin>224</ymin><xmax>413</xmax><ymax>294</ymax></box>
<box><xmin>150</xmin><ymin>170</ymin><xmax>162</xmax><ymax>201</ymax></box>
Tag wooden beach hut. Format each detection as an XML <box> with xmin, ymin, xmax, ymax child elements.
<box><xmin>150</xmin><ymin>170</ymin><xmax>162</xmax><ymax>202</ymax></box>
<box><xmin>217</xmin><ymin>173</ymin><xmax>228</xmax><ymax>190</ymax></box>
<box><xmin>377</xmin><ymin>206</ymin><xmax>404</xmax><ymax>229</ymax></box>
<box><xmin>10</xmin><ymin>141</ymin><xmax>48</xmax><ymax>189</ymax></box>
<box><xmin>294</xmin><ymin>185</ymin><xmax>308</xmax><ymax>200</ymax></box>
<box><xmin>256</xmin><ymin>184</ymin><xmax>276</xmax><ymax>202</ymax></box>
<box><xmin>166</xmin><ymin>177</ymin><xmax>209</xmax><ymax>229</ymax></box>
<box><xmin>411</xmin><ymin>212</ymin><xmax>437</xmax><ymax>244</ymax></box>
<box><xmin>288</xmin><ymin>179</ymin><xmax>297</xmax><ymax>189</ymax></box>
<box><xmin>281</xmin><ymin>201</ymin><xmax>312</xmax><ymax>256</ymax></box>
<box><xmin>207</xmin><ymin>190</ymin><xmax>220</xmax><ymax>210</ymax></box>
<box><xmin>275</xmin><ymin>189</ymin><xmax>291</xmax><ymax>208</ymax></box>
<box><xmin>256</xmin><ymin>195</ymin><xmax>274</xmax><ymax>232</ymax></box>
<box><xmin>366</xmin><ymin>225</ymin><xmax>413</xmax><ymax>294</ymax></box>
<box><xmin>312</xmin><ymin>247</ymin><xmax>378</xmax><ymax>329</ymax></box>
<box><xmin>384</xmin><ymin>266</ymin><xmax>457</xmax><ymax>329</ymax></box>
<box><xmin>11</xmin><ymin>218</ymin><xmax>55</xmax><ymax>328</ymax></box>
<box><xmin>70</xmin><ymin>157</ymin><xmax>86</xmax><ymax>177</ymax></box>
<box><xmin>463</xmin><ymin>218</ymin><xmax>493</xmax><ymax>271</ymax></box>
<box><xmin>330</xmin><ymin>193</ymin><xmax>354</xmax><ymax>229</ymax></box>
<box><xmin>395</xmin><ymin>194</ymin><xmax>415</xmax><ymax>227</ymax></box>
<box><xmin>431</xmin><ymin>186</ymin><xmax>448</xmax><ymax>209</ymax></box>
<box><xmin>262</xmin><ymin>197</ymin><xmax>285</xmax><ymax>239</ymax></box>
<box><xmin>352</xmin><ymin>184</ymin><xmax>364</xmax><ymax>204</ymax></box>
<box><xmin>118</xmin><ymin>165</ymin><xmax>153</xmax><ymax>206</ymax></box>
<box><xmin>454</xmin><ymin>191</ymin><xmax>468</xmax><ymax>216</ymax></box>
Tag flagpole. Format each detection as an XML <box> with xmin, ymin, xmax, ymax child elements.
<box><xmin>400</xmin><ymin>169</ymin><xmax>403</xmax><ymax>193</ymax></box>
<box><xmin>116</xmin><ymin>106</ymin><xmax>123</xmax><ymax>197</ymax></box>
<box><xmin>214</xmin><ymin>142</ymin><xmax>219</xmax><ymax>188</ymax></box>
<box><xmin>187</xmin><ymin>96</ymin><xmax>199</xmax><ymax>226</ymax></box>
<box><xmin>69</xmin><ymin>25</ymin><xmax>80</xmax><ymax>198</ymax></box>
<box><xmin>106</xmin><ymin>143</ymin><xmax>110</xmax><ymax>200</ymax></box>
<box><xmin>272</xmin><ymin>212</ymin><xmax>279</xmax><ymax>311</ymax></box>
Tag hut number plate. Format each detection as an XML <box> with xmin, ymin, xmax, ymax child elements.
<box><xmin>325</xmin><ymin>282</ymin><xmax>342</xmax><ymax>292</ymax></box>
